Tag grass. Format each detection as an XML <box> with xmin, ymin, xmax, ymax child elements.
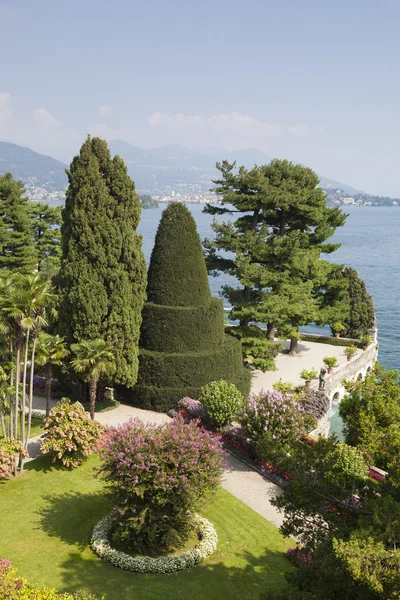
<box><xmin>0</xmin><ymin>454</ymin><xmax>293</xmax><ymax>600</ymax></box>
<box><xmin>1</xmin><ymin>416</ymin><xmax>44</xmax><ymax>439</ymax></box>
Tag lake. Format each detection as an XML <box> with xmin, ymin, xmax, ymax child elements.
<box><xmin>139</xmin><ymin>204</ymin><xmax>400</xmax><ymax>372</ymax></box>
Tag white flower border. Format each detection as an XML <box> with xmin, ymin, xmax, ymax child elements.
<box><xmin>90</xmin><ymin>512</ymin><xmax>218</xmax><ymax>574</ymax></box>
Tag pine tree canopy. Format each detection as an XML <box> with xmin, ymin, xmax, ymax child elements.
<box><xmin>204</xmin><ymin>159</ymin><xmax>347</xmax><ymax>351</ymax></box>
<box><xmin>0</xmin><ymin>173</ymin><xmax>37</xmax><ymax>274</ymax></box>
<box><xmin>58</xmin><ymin>136</ymin><xmax>147</xmax><ymax>387</ymax></box>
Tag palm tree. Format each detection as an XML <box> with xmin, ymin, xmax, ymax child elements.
<box><xmin>36</xmin><ymin>333</ymin><xmax>69</xmax><ymax>417</ymax></box>
<box><xmin>70</xmin><ymin>339</ymin><xmax>115</xmax><ymax>420</ymax></box>
<box><xmin>0</xmin><ymin>365</ymin><xmax>10</xmax><ymax>439</ymax></box>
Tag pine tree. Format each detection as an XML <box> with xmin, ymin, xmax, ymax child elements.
<box><xmin>132</xmin><ymin>202</ymin><xmax>251</xmax><ymax>411</ymax></box>
<box><xmin>0</xmin><ymin>173</ymin><xmax>36</xmax><ymax>273</ymax></box>
<box><xmin>342</xmin><ymin>267</ymin><xmax>375</xmax><ymax>338</ymax></box>
<box><xmin>205</xmin><ymin>159</ymin><xmax>347</xmax><ymax>355</ymax></box>
<box><xmin>58</xmin><ymin>136</ymin><xmax>147</xmax><ymax>387</ymax></box>
<box><xmin>28</xmin><ymin>202</ymin><xmax>62</xmax><ymax>275</ymax></box>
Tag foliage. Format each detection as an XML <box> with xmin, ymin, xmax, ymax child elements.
<box><xmin>300</xmin><ymin>368</ymin><xmax>317</xmax><ymax>382</ymax></box>
<box><xmin>345</xmin><ymin>345</ymin><xmax>357</xmax><ymax>358</ymax></box>
<box><xmin>273</xmin><ymin>381</ymin><xmax>295</xmax><ymax>394</ymax></box>
<box><xmin>331</xmin><ymin>320</ymin><xmax>346</xmax><ymax>334</ymax></box>
<box><xmin>177</xmin><ymin>397</ymin><xmax>206</xmax><ymax>420</ymax></box>
<box><xmin>133</xmin><ymin>202</ymin><xmax>250</xmax><ymax>410</ymax></box>
<box><xmin>0</xmin><ymin>173</ymin><xmax>37</xmax><ymax>273</ymax></box>
<box><xmin>225</xmin><ymin>325</ymin><xmax>282</xmax><ymax>371</ymax></box>
<box><xmin>296</xmin><ymin>389</ymin><xmax>330</xmax><ymax>419</ymax></box>
<box><xmin>97</xmin><ymin>417</ymin><xmax>224</xmax><ymax>552</ymax></box>
<box><xmin>361</xmin><ymin>334</ymin><xmax>372</xmax><ymax>346</ymax></box>
<box><xmin>41</xmin><ymin>398</ymin><xmax>103</xmax><ymax>468</ymax></box>
<box><xmin>323</xmin><ymin>356</ymin><xmax>338</xmax><ymax>368</ymax></box>
<box><xmin>91</xmin><ymin>512</ymin><xmax>217</xmax><ymax>574</ymax></box>
<box><xmin>340</xmin><ymin>364</ymin><xmax>400</xmax><ymax>476</ymax></box>
<box><xmin>0</xmin><ymin>560</ymin><xmax>98</xmax><ymax>599</ymax></box>
<box><xmin>204</xmin><ymin>159</ymin><xmax>347</xmax><ymax>355</ymax></box>
<box><xmin>139</xmin><ymin>194</ymin><xmax>158</xmax><ymax>209</ymax></box>
<box><xmin>28</xmin><ymin>202</ymin><xmax>62</xmax><ymax>275</ymax></box>
<box><xmin>58</xmin><ymin>136</ymin><xmax>147</xmax><ymax>388</ymax></box>
<box><xmin>36</xmin><ymin>332</ymin><xmax>69</xmax><ymax>416</ymax></box>
<box><xmin>0</xmin><ymin>438</ymin><xmax>26</xmax><ymax>478</ymax></box>
<box><xmin>342</xmin><ymin>267</ymin><xmax>375</xmax><ymax>338</ymax></box>
<box><xmin>299</xmin><ymin>333</ymin><xmax>363</xmax><ymax>347</ymax></box>
<box><xmin>199</xmin><ymin>380</ymin><xmax>244</xmax><ymax>427</ymax></box>
<box><xmin>239</xmin><ymin>391</ymin><xmax>308</xmax><ymax>450</ymax></box>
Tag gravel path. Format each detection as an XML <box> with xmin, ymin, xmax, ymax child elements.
<box><xmin>27</xmin><ymin>402</ymin><xmax>283</xmax><ymax>528</ymax></box>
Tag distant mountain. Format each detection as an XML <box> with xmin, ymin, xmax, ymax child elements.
<box><xmin>0</xmin><ymin>139</ymin><xmax>363</xmax><ymax>198</ymax></box>
<box><xmin>0</xmin><ymin>141</ymin><xmax>68</xmax><ymax>191</ymax></box>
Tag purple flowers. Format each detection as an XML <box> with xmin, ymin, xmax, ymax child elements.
<box><xmin>178</xmin><ymin>397</ymin><xmax>206</xmax><ymax>420</ymax></box>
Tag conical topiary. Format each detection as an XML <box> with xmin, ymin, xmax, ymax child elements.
<box><xmin>131</xmin><ymin>202</ymin><xmax>251</xmax><ymax>411</ymax></box>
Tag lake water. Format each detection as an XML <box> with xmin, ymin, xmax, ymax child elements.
<box><xmin>139</xmin><ymin>204</ymin><xmax>400</xmax><ymax>372</ymax></box>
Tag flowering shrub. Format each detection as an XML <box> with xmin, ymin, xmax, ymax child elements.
<box><xmin>91</xmin><ymin>512</ymin><xmax>218</xmax><ymax>574</ymax></box>
<box><xmin>286</xmin><ymin>546</ymin><xmax>314</xmax><ymax>566</ymax></box>
<box><xmin>199</xmin><ymin>380</ymin><xmax>244</xmax><ymax>428</ymax></box>
<box><xmin>178</xmin><ymin>397</ymin><xmax>206</xmax><ymax>420</ymax></box>
<box><xmin>20</xmin><ymin>372</ymin><xmax>58</xmax><ymax>391</ymax></box>
<box><xmin>239</xmin><ymin>391</ymin><xmax>307</xmax><ymax>446</ymax></box>
<box><xmin>0</xmin><ymin>558</ymin><xmax>97</xmax><ymax>599</ymax></box>
<box><xmin>0</xmin><ymin>439</ymin><xmax>27</xmax><ymax>479</ymax></box>
<box><xmin>97</xmin><ymin>417</ymin><xmax>224</xmax><ymax>552</ymax></box>
<box><xmin>41</xmin><ymin>398</ymin><xmax>103</xmax><ymax>468</ymax></box>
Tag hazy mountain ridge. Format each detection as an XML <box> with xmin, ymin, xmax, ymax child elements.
<box><xmin>0</xmin><ymin>139</ymin><xmax>363</xmax><ymax>197</ymax></box>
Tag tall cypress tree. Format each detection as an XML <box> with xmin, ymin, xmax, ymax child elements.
<box><xmin>0</xmin><ymin>173</ymin><xmax>36</xmax><ymax>273</ymax></box>
<box><xmin>132</xmin><ymin>202</ymin><xmax>250</xmax><ymax>411</ymax></box>
<box><xmin>58</xmin><ymin>137</ymin><xmax>146</xmax><ymax>387</ymax></box>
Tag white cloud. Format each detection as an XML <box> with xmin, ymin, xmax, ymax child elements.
<box><xmin>148</xmin><ymin>111</ymin><xmax>310</xmax><ymax>138</ymax></box>
<box><xmin>34</xmin><ymin>108</ymin><xmax>60</xmax><ymax>129</ymax></box>
<box><xmin>99</xmin><ymin>104</ymin><xmax>112</xmax><ymax>116</ymax></box>
<box><xmin>0</xmin><ymin>92</ymin><xmax>12</xmax><ymax>123</ymax></box>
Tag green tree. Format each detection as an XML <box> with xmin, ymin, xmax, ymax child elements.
<box><xmin>204</xmin><ymin>159</ymin><xmax>347</xmax><ymax>355</ymax></box>
<box><xmin>28</xmin><ymin>202</ymin><xmax>62</xmax><ymax>275</ymax></box>
<box><xmin>0</xmin><ymin>173</ymin><xmax>36</xmax><ymax>273</ymax></box>
<box><xmin>342</xmin><ymin>267</ymin><xmax>375</xmax><ymax>337</ymax></box>
<box><xmin>36</xmin><ymin>333</ymin><xmax>69</xmax><ymax>417</ymax></box>
<box><xmin>70</xmin><ymin>338</ymin><xmax>115</xmax><ymax>420</ymax></box>
<box><xmin>133</xmin><ymin>202</ymin><xmax>250</xmax><ymax>411</ymax></box>
<box><xmin>58</xmin><ymin>136</ymin><xmax>147</xmax><ymax>388</ymax></box>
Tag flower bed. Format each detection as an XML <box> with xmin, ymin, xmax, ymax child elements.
<box><xmin>91</xmin><ymin>512</ymin><xmax>218</xmax><ymax>574</ymax></box>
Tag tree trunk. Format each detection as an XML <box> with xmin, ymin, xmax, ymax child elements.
<box><xmin>288</xmin><ymin>336</ymin><xmax>298</xmax><ymax>356</ymax></box>
<box><xmin>45</xmin><ymin>362</ymin><xmax>52</xmax><ymax>418</ymax></box>
<box><xmin>266</xmin><ymin>324</ymin><xmax>275</xmax><ymax>342</ymax></box>
<box><xmin>21</xmin><ymin>330</ymin><xmax>30</xmax><ymax>445</ymax></box>
<box><xmin>9</xmin><ymin>336</ymin><xmax>14</xmax><ymax>438</ymax></box>
<box><xmin>89</xmin><ymin>378</ymin><xmax>97</xmax><ymax>420</ymax></box>
<box><xmin>25</xmin><ymin>335</ymin><xmax>38</xmax><ymax>450</ymax></box>
<box><xmin>0</xmin><ymin>411</ymin><xmax>6</xmax><ymax>439</ymax></box>
<box><xmin>14</xmin><ymin>341</ymin><xmax>21</xmax><ymax>441</ymax></box>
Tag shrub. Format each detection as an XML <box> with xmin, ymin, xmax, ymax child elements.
<box><xmin>225</xmin><ymin>325</ymin><xmax>282</xmax><ymax>372</ymax></box>
<box><xmin>239</xmin><ymin>391</ymin><xmax>308</xmax><ymax>447</ymax></box>
<box><xmin>345</xmin><ymin>345</ymin><xmax>357</xmax><ymax>358</ymax></box>
<box><xmin>41</xmin><ymin>398</ymin><xmax>103</xmax><ymax>468</ymax></box>
<box><xmin>199</xmin><ymin>380</ymin><xmax>244</xmax><ymax>428</ymax></box>
<box><xmin>331</xmin><ymin>321</ymin><xmax>345</xmax><ymax>334</ymax></box>
<box><xmin>296</xmin><ymin>389</ymin><xmax>330</xmax><ymax>419</ymax></box>
<box><xmin>323</xmin><ymin>356</ymin><xmax>338</xmax><ymax>369</ymax></box>
<box><xmin>300</xmin><ymin>369</ymin><xmax>318</xmax><ymax>382</ymax></box>
<box><xmin>0</xmin><ymin>438</ymin><xmax>26</xmax><ymax>479</ymax></box>
<box><xmin>97</xmin><ymin>417</ymin><xmax>224</xmax><ymax>552</ymax></box>
<box><xmin>273</xmin><ymin>380</ymin><xmax>295</xmax><ymax>394</ymax></box>
<box><xmin>132</xmin><ymin>202</ymin><xmax>250</xmax><ymax>411</ymax></box>
<box><xmin>0</xmin><ymin>559</ymin><xmax>98</xmax><ymax>599</ymax></box>
<box><xmin>178</xmin><ymin>397</ymin><xmax>206</xmax><ymax>420</ymax></box>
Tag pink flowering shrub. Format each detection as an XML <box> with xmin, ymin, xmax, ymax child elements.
<box><xmin>178</xmin><ymin>397</ymin><xmax>206</xmax><ymax>420</ymax></box>
<box><xmin>286</xmin><ymin>546</ymin><xmax>314</xmax><ymax>566</ymax></box>
<box><xmin>41</xmin><ymin>398</ymin><xmax>103</xmax><ymax>468</ymax></box>
<box><xmin>0</xmin><ymin>439</ymin><xmax>27</xmax><ymax>479</ymax></box>
<box><xmin>97</xmin><ymin>416</ymin><xmax>225</xmax><ymax>552</ymax></box>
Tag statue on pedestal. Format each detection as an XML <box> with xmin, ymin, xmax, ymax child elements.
<box><xmin>319</xmin><ymin>367</ymin><xmax>326</xmax><ymax>390</ymax></box>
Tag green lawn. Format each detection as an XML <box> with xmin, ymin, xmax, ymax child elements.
<box><xmin>0</xmin><ymin>454</ymin><xmax>293</xmax><ymax>600</ymax></box>
<box><xmin>1</xmin><ymin>416</ymin><xmax>44</xmax><ymax>439</ymax></box>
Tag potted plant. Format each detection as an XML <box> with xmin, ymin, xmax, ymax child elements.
<box><xmin>300</xmin><ymin>368</ymin><xmax>318</xmax><ymax>388</ymax></box>
<box><xmin>360</xmin><ymin>334</ymin><xmax>372</xmax><ymax>351</ymax></box>
<box><xmin>323</xmin><ymin>356</ymin><xmax>338</xmax><ymax>374</ymax></box>
<box><xmin>272</xmin><ymin>380</ymin><xmax>295</xmax><ymax>394</ymax></box>
<box><xmin>332</xmin><ymin>321</ymin><xmax>345</xmax><ymax>339</ymax></box>
<box><xmin>345</xmin><ymin>345</ymin><xmax>357</xmax><ymax>361</ymax></box>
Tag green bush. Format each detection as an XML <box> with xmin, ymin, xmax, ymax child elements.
<box><xmin>226</xmin><ymin>325</ymin><xmax>282</xmax><ymax>372</ymax></box>
<box><xmin>299</xmin><ymin>334</ymin><xmax>362</xmax><ymax>348</ymax></box>
<box><xmin>199</xmin><ymin>380</ymin><xmax>244</xmax><ymax>428</ymax></box>
<box><xmin>41</xmin><ymin>398</ymin><xmax>103</xmax><ymax>468</ymax></box>
<box><xmin>300</xmin><ymin>369</ymin><xmax>318</xmax><ymax>382</ymax></box>
<box><xmin>140</xmin><ymin>298</ymin><xmax>224</xmax><ymax>352</ymax></box>
<box><xmin>132</xmin><ymin>203</ymin><xmax>251</xmax><ymax>411</ymax></box>
<box><xmin>323</xmin><ymin>356</ymin><xmax>338</xmax><ymax>368</ymax></box>
<box><xmin>272</xmin><ymin>381</ymin><xmax>295</xmax><ymax>394</ymax></box>
<box><xmin>0</xmin><ymin>438</ymin><xmax>26</xmax><ymax>479</ymax></box>
<box><xmin>345</xmin><ymin>345</ymin><xmax>357</xmax><ymax>358</ymax></box>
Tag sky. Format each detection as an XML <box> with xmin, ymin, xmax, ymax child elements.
<box><xmin>1</xmin><ymin>0</ymin><xmax>400</xmax><ymax>195</ymax></box>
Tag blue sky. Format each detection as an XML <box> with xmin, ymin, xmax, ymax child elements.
<box><xmin>1</xmin><ymin>0</ymin><xmax>400</xmax><ymax>195</ymax></box>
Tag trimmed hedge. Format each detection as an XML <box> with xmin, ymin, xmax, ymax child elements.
<box><xmin>140</xmin><ymin>298</ymin><xmax>225</xmax><ymax>353</ymax></box>
<box><xmin>299</xmin><ymin>333</ymin><xmax>363</xmax><ymax>349</ymax></box>
<box><xmin>146</xmin><ymin>203</ymin><xmax>210</xmax><ymax>307</ymax></box>
<box><xmin>132</xmin><ymin>202</ymin><xmax>250</xmax><ymax>412</ymax></box>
